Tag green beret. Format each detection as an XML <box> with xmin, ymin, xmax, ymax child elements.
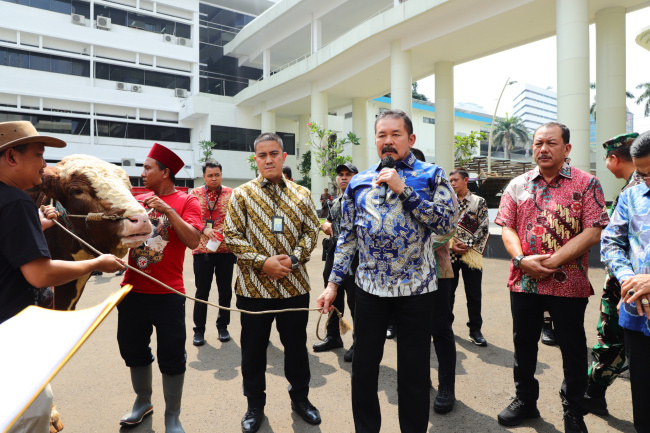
<box><xmin>602</xmin><ymin>132</ymin><xmax>639</xmax><ymax>153</ymax></box>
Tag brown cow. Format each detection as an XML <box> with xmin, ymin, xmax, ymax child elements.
<box><xmin>30</xmin><ymin>154</ymin><xmax>153</xmax><ymax>311</ymax></box>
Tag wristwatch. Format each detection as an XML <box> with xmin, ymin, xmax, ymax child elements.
<box><xmin>398</xmin><ymin>186</ymin><xmax>413</xmax><ymax>201</ymax></box>
<box><xmin>512</xmin><ymin>255</ymin><xmax>525</xmax><ymax>268</ymax></box>
<box><xmin>289</xmin><ymin>255</ymin><xmax>299</xmax><ymax>270</ymax></box>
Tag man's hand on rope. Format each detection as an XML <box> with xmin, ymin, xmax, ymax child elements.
<box><xmin>93</xmin><ymin>254</ymin><xmax>126</xmax><ymax>273</ymax></box>
<box><xmin>39</xmin><ymin>205</ymin><xmax>59</xmax><ymax>231</ymax></box>
<box><xmin>262</xmin><ymin>255</ymin><xmax>292</xmax><ymax>280</ymax></box>
<box><xmin>317</xmin><ymin>282</ymin><xmax>339</xmax><ymax>313</ymax></box>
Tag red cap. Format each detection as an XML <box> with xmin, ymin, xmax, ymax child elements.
<box><xmin>147</xmin><ymin>143</ymin><xmax>184</xmax><ymax>175</ymax></box>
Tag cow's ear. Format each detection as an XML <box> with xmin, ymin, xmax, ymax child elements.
<box><xmin>40</xmin><ymin>166</ymin><xmax>64</xmax><ymax>200</ymax></box>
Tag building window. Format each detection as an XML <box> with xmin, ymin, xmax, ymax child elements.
<box><xmin>423</xmin><ymin>117</ymin><xmax>435</xmax><ymax>124</ymax></box>
<box><xmin>0</xmin><ymin>46</ymin><xmax>90</xmax><ymax>77</ymax></box>
<box><xmin>94</xmin><ymin>5</ymin><xmax>191</xmax><ymax>38</ymax></box>
<box><xmin>198</xmin><ymin>2</ymin><xmax>261</xmax><ymax>96</ymax></box>
<box><xmin>210</xmin><ymin>125</ymin><xmax>295</xmax><ymax>155</ymax></box>
<box><xmin>1</xmin><ymin>0</ymin><xmax>91</xmax><ymax>18</ymax></box>
<box><xmin>95</xmin><ymin>62</ymin><xmax>190</xmax><ymax>90</ymax></box>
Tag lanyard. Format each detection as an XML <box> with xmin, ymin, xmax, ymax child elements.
<box><xmin>204</xmin><ymin>186</ymin><xmax>222</xmax><ymax>221</ymax></box>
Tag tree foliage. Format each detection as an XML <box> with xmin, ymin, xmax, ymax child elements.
<box><xmin>454</xmin><ymin>131</ymin><xmax>487</xmax><ymax>167</ymax></box>
<box><xmin>296</xmin><ymin>150</ymin><xmax>311</xmax><ymax>190</ymax></box>
<box><xmin>493</xmin><ymin>114</ymin><xmax>529</xmax><ymax>160</ymax></box>
<box><xmin>198</xmin><ymin>140</ymin><xmax>215</xmax><ymax>163</ymax></box>
<box><xmin>306</xmin><ymin>122</ymin><xmax>360</xmax><ymax>195</ymax></box>
<box><xmin>636</xmin><ymin>82</ymin><xmax>650</xmax><ymax>117</ymax></box>
<box><xmin>246</xmin><ymin>154</ymin><xmax>258</xmax><ymax>178</ymax></box>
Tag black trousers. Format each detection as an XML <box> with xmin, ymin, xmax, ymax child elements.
<box><xmin>352</xmin><ymin>287</ymin><xmax>435</xmax><ymax>433</ymax></box>
<box><xmin>237</xmin><ymin>294</ymin><xmax>311</xmax><ymax>409</ymax></box>
<box><xmin>192</xmin><ymin>252</ymin><xmax>236</xmax><ymax>333</ymax></box>
<box><xmin>117</xmin><ymin>292</ymin><xmax>186</xmax><ymax>375</ymax></box>
<box><xmin>431</xmin><ymin>279</ymin><xmax>456</xmax><ymax>388</ymax></box>
<box><xmin>510</xmin><ymin>292</ymin><xmax>588</xmax><ymax>415</ymax></box>
<box><xmin>450</xmin><ymin>261</ymin><xmax>483</xmax><ymax>332</ymax></box>
<box><xmin>624</xmin><ymin>328</ymin><xmax>650</xmax><ymax>433</ymax></box>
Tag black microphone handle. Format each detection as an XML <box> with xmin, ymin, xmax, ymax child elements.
<box><xmin>378</xmin><ymin>183</ymin><xmax>388</xmax><ymax>204</ymax></box>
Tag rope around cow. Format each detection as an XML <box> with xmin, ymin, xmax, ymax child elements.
<box><xmin>40</xmin><ymin>204</ymin><xmax>352</xmax><ymax>340</ymax></box>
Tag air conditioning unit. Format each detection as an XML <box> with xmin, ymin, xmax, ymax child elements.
<box><xmin>177</xmin><ymin>37</ymin><xmax>191</xmax><ymax>47</ymax></box>
<box><xmin>175</xmin><ymin>88</ymin><xmax>188</xmax><ymax>98</ymax></box>
<box><xmin>116</xmin><ymin>82</ymin><xmax>129</xmax><ymax>91</ymax></box>
<box><xmin>71</xmin><ymin>14</ymin><xmax>86</xmax><ymax>26</ymax></box>
<box><xmin>121</xmin><ymin>158</ymin><xmax>136</xmax><ymax>167</ymax></box>
<box><xmin>163</xmin><ymin>34</ymin><xmax>177</xmax><ymax>44</ymax></box>
<box><xmin>97</xmin><ymin>16</ymin><xmax>112</xmax><ymax>30</ymax></box>
<box><xmin>131</xmin><ymin>85</ymin><xmax>142</xmax><ymax>93</ymax></box>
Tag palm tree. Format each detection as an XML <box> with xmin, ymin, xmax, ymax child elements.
<box><xmin>636</xmin><ymin>82</ymin><xmax>650</xmax><ymax>117</ymax></box>
<box><xmin>590</xmin><ymin>82</ymin><xmax>635</xmax><ymax>121</ymax></box>
<box><xmin>492</xmin><ymin>114</ymin><xmax>528</xmax><ymax>160</ymax></box>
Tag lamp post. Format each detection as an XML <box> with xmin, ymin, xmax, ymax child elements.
<box><xmin>488</xmin><ymin>78</ymin><xmax>517</xmax><ymax>173</ymax></box>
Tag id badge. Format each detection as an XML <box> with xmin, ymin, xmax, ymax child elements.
<box><xmin>272</xmin><ymin>216</ymin><xmax>284</xmax><ymax>233</ymax></box>
<box><xmin>205</xmin><ymin>219</ymin><xmax>214</xmax><ymax>229</ymax></box>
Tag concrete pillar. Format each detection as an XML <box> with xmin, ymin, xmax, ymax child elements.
<box><xmin>352</xmin><ymin>97</ymin><xmax>370</xmax><ymax>170</ymax></box>
<box><xmin>595</xmin><ymin>7</ymin><xmax>627</xmax><ymax>201</ymax></box>
<box><xmin>556</xmin><ymin>0</ymin><xmax>590</xmax><ymax>172</ymax></box>
<box><xmin>310</xmin><ymin>84</ymin><xmax>328</xmax><ymax>205</ymax></box>
<box><xmin>298</xmin><ymin>113</ymin><xmax>310</xmax><ymax>162</ymax></box>
<box><xmin>434</xmin><ymin>61</ymin><xmax>454</xmax><ymax>174</ymax></box>
<box><xmin>262</xmin><ymin>50</ymin><xmax>271</xmax><ymax>79</ymax></box>
<box><xmin>390</xmin><ymin>40</ymin><xmax>412</xmax><ymax>118</ymax></box>
<box><xmin>311</xmin><ymin>18</ymin><xmax>322</xmax><ymax>54</ymax></box>
<box><xmin>260</xmin><ymin>102</ymin><xmax>276</xmax><ymax>133</ymax></box>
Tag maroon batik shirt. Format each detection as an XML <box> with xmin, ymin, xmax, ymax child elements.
<box><xmin>494</xmin><ymin>163</ymin><xmax>609</xmax><ymax>298</ymax></box>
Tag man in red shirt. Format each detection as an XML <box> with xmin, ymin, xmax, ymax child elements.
<box><xmin>118</xmin><ymin>143</ymin><xmax>202</xmax><ymax>433</ymax></box>
<box><xmin>495</xmin><ymin>122</ymin><xmax>607</xmax><ymax>433</ymax></box>
<box><xmin>191</xmin><ymin>159</ymin><xmax>235</xmax><ymax>346</ymax></box>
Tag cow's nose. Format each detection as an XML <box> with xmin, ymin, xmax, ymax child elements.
<box><xmin>127</xmin><ymin>214</ymin><xmax>153</xmax><ymax>231</ymax></box>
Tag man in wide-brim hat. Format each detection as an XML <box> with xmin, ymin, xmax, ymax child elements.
<box><xmin>0</xmin><ymin>121</ymin><xmax>124</xmax><ymax>433</ymax></box>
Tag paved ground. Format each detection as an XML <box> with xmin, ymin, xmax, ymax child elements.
<box><xmin>51</xmin><ymin>243</ymin><xmax>636</xmax><ymax>432</ymax></box>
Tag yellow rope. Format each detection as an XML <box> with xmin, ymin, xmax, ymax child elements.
<box><xmin>41</xmin><ymin>206</ymin><xmax>351</xmax><ymax>339</ymax></box>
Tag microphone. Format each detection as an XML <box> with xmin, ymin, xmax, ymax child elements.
<box><xmin>378</xmin><ymin>156</ymin><xmax>395</xmax><ymax>204</ymax></box>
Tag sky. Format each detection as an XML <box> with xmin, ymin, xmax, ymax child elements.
<box><xmin>417</xmin><ymin>7</ymin><xmax>650</xmax><ymax>133</ymax></box>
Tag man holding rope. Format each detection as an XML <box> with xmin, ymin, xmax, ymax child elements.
<box><xmin>224</xmin><ymin>132</ymin><xmax>320</xmax><ymax>433</ymax></box>
<box><xmin>117</xmin><ymin>143</ymin><xmax>202</xmax><ymax>433</ymax></box>
<box><xmin>0</xmin><ymin>121</ymin><xmax>124</xmax><ymax>433</ymax></box>
<box><xmin>318</xmin><ymin>109</ymin><xmax>458</xmax><ymax>433</ymax></box>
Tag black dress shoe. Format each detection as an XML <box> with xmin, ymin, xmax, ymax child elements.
<box><xmin>386</xmin><ymin>325</ymin><xmax>396</xmax><ymax>340</ymax></box>
<box><xmin>312</xmin><ymin>335</ymin><xmax>343</xmax><ymax>352</ymax></box>
<box><xmin>469</xmin><ymin>330</ymin><xmax>487</xmax><ymax>347</ymax></box>
<box><xmin>563</xmin><ymin>410</ymin><xmax>588</xmax><ymax>433</ymax></box>
<box><xmin>343</xmin><ymin>345</ymin><xmax>354</xmax><ymax>362</ymax></box>
<box><xmin>497</xmin><ymin>397</ymin><xmax>540</xmax><ymax>426</ymax></box>
<box><xmin>218</xmin><ymin>328</ymin><xmax>231</xmax><ymax>342</ymax></box>
<box><xmin>433</xmin><ymin>385</ymin><xmax>455</xmax><ymax>414</ymax></box>
<box><xmin>192</xmin><ymin>332</ymin><xmax>205</xmax><ymax>346</ymax></box>
<box><xmin>291</xmin><ymin>399</ymin><xmax>321</xmax><ymax>425</ymax></box>
<box><xmin>241</xmin><ymin>407</ymin><xmax>264</xmax><ymax>433</ymax></box>
<box><xmin>541</xmin><ymin>322</ymin><xmax>556</xmax><ymax>346</ymax></box>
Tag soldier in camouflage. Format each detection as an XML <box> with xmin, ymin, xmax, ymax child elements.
<box><xmin>585</xmin><ymin>132</ymin><xmax>639</xmax><ymax>416</ymax></box>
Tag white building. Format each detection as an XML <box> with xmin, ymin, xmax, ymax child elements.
<box><xmin>512</xmin><ymin>84</ymin><xmax>558</xmax><ymax>133</ymax></box>
<box><xmin>0</xmin><ymin>0</ymin><xmax>645</xmax><ymax>203</ymax></box>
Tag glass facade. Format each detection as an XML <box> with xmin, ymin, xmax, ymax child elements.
<box><xmin>1</xmin><ymin>0</ymin><xmax>90</xmax><ymax>17</ymax></box>
<box><xmin>95</xmin><ymin>62</ymin><xmax>190</xmax><ymax>90</ymax></box>
<box><xmin>0</xmin><ymin>110</ymin><xmax>190</xmax><ymax>143</ymax></box>
<box><xmin>199</xmin><ymin>3</ymin><xmax>262</xmax><ymax>96</ymax></box>
<box><xmin>211</xmin><ymin>125</ymin><xmax>295</xmax><ymax>155</ymax></box>
<box><xmin>0</xmin><ymin>46</ymin><xmax>90</xmax><ymax>76</ymax></box>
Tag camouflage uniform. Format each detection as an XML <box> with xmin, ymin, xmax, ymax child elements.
<box><xmin>587</xmin><ymin>133</ymin><xmax>639</xmax><ymax>389</ymax></box>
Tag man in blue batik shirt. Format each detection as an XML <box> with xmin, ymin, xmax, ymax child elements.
<box><xmin>317</xmin><ymin>109</ymin><xmax>458</xmax><ymax>433</ymax></box>
<box><xmin>601</xmin><ymin>130</ymin><xmax>650</xmax><ymax>433</ymax></box>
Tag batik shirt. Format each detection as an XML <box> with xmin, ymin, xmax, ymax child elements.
<box><xmin>450</xmin><ymin>191</ymin><xmax>489</xmax><ymax>266</ymax></box>
<box><xmin>191</xmin><ymin>185</ymin><xmax>233</xmax><ymax>254</ymax></box>
<box><xmin>495</xmin><ymin>163</ymin><xmax>609</xmax><ymax>298</ymax></box>
<box><xmin>329</xmin><ymin>152</ymin><xmax>458</xmax><ymax>297</ymax></box>
<box><xmin>224</xmin><ymin>176</ymin><xmax>319</xmax><ymax>299</ymax></box>
<box><xmin>601</xmin><ymin>182</ymin><xmax>650</xmax><ymax>336</ymax></box>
